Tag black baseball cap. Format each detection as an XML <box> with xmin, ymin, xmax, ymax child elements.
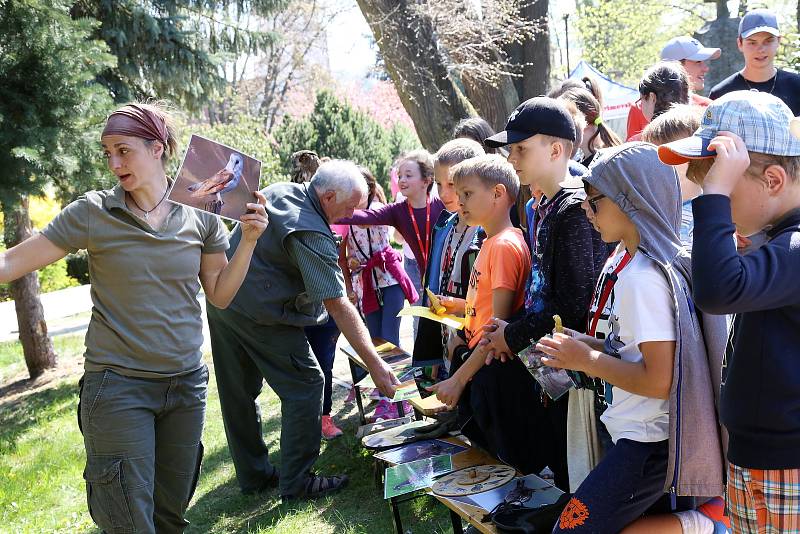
<box><xmin>485</xmin><ymin>97</ymin><xmax>577</xmax><ymax>148</ymax></box>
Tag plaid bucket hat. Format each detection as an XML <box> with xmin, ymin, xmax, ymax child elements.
<box><xmin>658</xmin><ymin>90</ymin><xmax>800</xmax><ymax>165</ymax></box>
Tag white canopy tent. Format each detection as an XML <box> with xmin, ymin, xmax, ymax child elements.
<box><xmin>568</xmin><ymin>60</ymin><xmax>640</xmax><ymax>139</ymax></box>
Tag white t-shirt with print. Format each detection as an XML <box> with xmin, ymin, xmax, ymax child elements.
<box><xmin>589</xmin><ymin>246</ymin><xmax>676</xmax><ymax>444</ymax></box>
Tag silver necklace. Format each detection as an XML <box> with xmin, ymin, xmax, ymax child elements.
<box><xmin>127</xmin><ymin>183</ymin><xmax>169</xmax><ymax>219</ymax></box>
<box><xmin>741</xmin><ymin>69</ymin><xmax>778</xmax><ymax>94</ymax></box>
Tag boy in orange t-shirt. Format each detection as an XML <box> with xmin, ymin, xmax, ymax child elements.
<box><xmin>462</xmin><ymin>216</ymin><xmax>529</xmax><ymax>349</ymax></box>
<box><xmin>427</xmin><ymin>154</ymin><xmax>536</xmax><ymax>472</ymax></box>
<box><xmin>429</xmin><ymin>154</ymin><xmax>530</xmax><ymax>398</ymax></box>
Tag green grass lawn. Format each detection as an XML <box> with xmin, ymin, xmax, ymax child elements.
<box><xmin>0</xmin><ymin>334</ymin><xmax>452</xmax><ymax>533</ymax></box>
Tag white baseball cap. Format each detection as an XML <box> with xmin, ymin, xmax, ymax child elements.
<box><xmin>661</xmin><ymin>36</ymin><xmax>721</xmax><ymax>62</ymax></box>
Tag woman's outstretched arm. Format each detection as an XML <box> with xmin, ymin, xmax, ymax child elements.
<box><xmin>0</xmin><ymin>234</ymin><xmax>68</xmax><ymax>283</ymax></box>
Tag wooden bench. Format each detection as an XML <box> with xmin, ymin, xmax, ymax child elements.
<box><xmin>373</xmin><ymin>432</ymin><xmax>563</xmax><ymax>533</ymax></box>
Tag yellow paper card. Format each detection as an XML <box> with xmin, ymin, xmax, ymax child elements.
<box><xmin>397</xmin><ymin>306</ymin><xmax>465</xmax><ymax>330</ymax></box>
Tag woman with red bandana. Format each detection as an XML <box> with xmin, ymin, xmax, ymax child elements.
<box><xmin>0</xmin><ymin>102</ymin><xmax>268</xmax><ymax>533</ymax></box>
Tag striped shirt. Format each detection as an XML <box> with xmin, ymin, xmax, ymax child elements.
<box><xmin>285</xmin><ymin>231</ymin><xmax>345</xmax><ymax>302</ymax></box>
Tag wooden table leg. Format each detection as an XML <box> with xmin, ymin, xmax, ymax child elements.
<box><xmin>348</xmin><ymin>360</ymin><xmax>367</xmax><ymax>425</ymax></box>
<box><xmin>449</xmin><ymin>508</ymin><xmax>464</xmax><ymax>534</ymax></box>
<box><xmin>374</xmin><ymin>457</ymin><xmax>385</xmax><ymax>488</ymax></box>
<box><xmin>390</xmin><ymin>496</ymin><xmax>404</xmax><ymax>534</ymax></box>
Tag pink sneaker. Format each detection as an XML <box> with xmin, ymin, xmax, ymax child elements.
<box><xmin>371</xmin><ymin>399</ymin><xmax>393</xmax><ymax>422</ymax></box>
<box><xmin>321</xmin><ymin>415</ymin><xmax>343</xmax><ymax>440</ymax></box>
<box><xmin>371</xmin><ymin>400</ymin><xmax>414</xmax><ymax>422</ymax></box>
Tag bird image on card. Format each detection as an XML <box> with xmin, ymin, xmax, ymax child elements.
<box><xmin>187</xmin><ymin>152</ymin><xmax>244</xmax><ymax>214</ymax></box>
<box><xmin>169</xmin><ymin>134</ymin><xmax>261</xmax><ymax>222</ymax></box>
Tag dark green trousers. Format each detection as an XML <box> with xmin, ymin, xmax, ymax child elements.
<box><xmin>206</xmin><ymin>304</ymin><xmax>324</xmax><ymax>496</ymax></box>
<box><xmin>79</xmin><ymin>366</ymin><xmax>207</xmax><ymax>534</ymax></box>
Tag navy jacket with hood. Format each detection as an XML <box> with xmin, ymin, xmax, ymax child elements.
<box><xmin>693</xmin><ymin>195</ymin><xmax>800</xmax><ymax>470</ymax></box>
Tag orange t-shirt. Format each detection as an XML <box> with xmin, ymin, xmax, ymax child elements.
<box><xmin>464</xmin><ymin>227</ymin><xmax>531</xmax><ymax>348</ymax></box>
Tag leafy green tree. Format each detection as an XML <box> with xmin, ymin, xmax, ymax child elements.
<box><xmin>71</xmin><ymin>0</ymin><xmax>287</xmax><ymax>111</ymax></box>
<box><xmin>273</xmin><ymin>91</ymin><xmax>420</xmax><ymax>191</ymax></box>
<box><xmin>576</xmin><ymin>0</ymin><xmax>711</xmax><ymax>86</ymax></box>
<box><xmin>0</xmin><ymin>0</ymin><xmax>114</xmax><ymax>378</ymax></box>
<box><xmin>779</xmin><ymin>29</ymin><xmax>800</xmax><ymax>73</ymax></box>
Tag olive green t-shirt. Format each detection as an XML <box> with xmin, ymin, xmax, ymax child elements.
<box><xmin>41</xmin><ymin>185</ymin><xmax>229</xmax><ymax>377</ymax></box>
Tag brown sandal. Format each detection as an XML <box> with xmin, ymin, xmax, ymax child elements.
<box><xmin>281</xmin><ymin>473</ymin><xmax>349</xmax><ymax>502</ymax></box>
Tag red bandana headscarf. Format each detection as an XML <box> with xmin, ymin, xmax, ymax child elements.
<box><xmin>101</xmin><ymin>104</ymin><xmax>168</xmax><ymax>144</ymax></box>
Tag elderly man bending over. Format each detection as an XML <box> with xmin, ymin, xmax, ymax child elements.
<box><xmin>207</xmin><ymin>160</ymin><xmax>399</xmax><ymax>501</ymax></box>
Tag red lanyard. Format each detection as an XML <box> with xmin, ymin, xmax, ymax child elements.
<box><xmin>588</xmin><ymin>250</ymin><xmax>632</xmax><ymax>336</ymax></box>
<box><xmin>406</xmin><ymin>197</ymin><xmax>431</xmax><ymax>271</ymax></box>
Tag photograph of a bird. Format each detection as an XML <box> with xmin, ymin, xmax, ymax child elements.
<box><xmin>187</xmin><ymin>152</ymin><xmax>245</xmax><ymax>214</ymax></box>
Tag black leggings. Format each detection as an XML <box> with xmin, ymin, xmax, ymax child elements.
<box><xmin>457</xmin><ymin>355</ymin><xmax>570</xmax><ymax>491</ymax></box>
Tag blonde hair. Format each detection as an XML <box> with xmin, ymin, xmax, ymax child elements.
<box><xmin>687</xmin><ymin>152</ymin><xmax>800</xmax><ymax>185</ymax></box>
<box><xmin>451</xmin><ymin>154</ymin><xmax>520</xmax><ymax>202</ymax></box>
<box><xmin>746</xmin><ymin>152</ymin><xmax>800</xmax><ymax>184</ymax></box>
<box><xmin>540</xmin><ymin>135</ymin><xmax>575</xmax><ymax>161</ymax></box>
<box><xmin>435</xmin><ymin>138</ymin><xmax>485</xmax><ymax>166</ymax></box>
<box><xmin>641</xmin><ymin>104</ymin><xmax>701</xmax><ymax>146</ymax></box>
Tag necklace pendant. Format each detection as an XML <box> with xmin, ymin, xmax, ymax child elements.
<box><xmin>143</xmin><ymin>211</ymin><xmax>149</xmax><ymax>220</ymax></box>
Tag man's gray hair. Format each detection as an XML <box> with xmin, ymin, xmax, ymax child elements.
<box><xmin>310</xmin><ymin>159</ymin><xmax>368</xmax><ymax>202</ymax></box>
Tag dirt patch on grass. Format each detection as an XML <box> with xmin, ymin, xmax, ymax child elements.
<box><xmin>0</xmin><ymin>355</ymin><xmax>83</xmax><ymax>408</ymax></box>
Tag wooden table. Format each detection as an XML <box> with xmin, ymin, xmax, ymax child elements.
<box><xmin>437</xmin><ymin>441</ymin><xmax>503</xmax><ymax>534</ymax></box>
<box><xmin>340</xmin><ymin>338</ymin><xmax>413</xmax><ymax>424</ymax></box>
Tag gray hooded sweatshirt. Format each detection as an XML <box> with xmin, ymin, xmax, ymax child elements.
<box><xmin>584</xmin><ymin>143</ymin><xmax>727</xmax><ymax>498</ymax></box>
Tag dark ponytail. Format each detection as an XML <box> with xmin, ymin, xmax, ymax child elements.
<box><xmin>639</xmin><ymin>61</ymin><xmax>690</xmax><ymax>120</ymax></box>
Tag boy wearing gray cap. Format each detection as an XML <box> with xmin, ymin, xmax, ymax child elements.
<box><xmin>661</xmin><ymin>35</ymin><xmax>721</xmax><ymax>95</ymax></box>
<box><xmin>659</xmin><ymin>90</ymin><xmax>800</xmax><ymax>532</ymax></box>
<box><xmin>709</xmin><ymin>8</ymin><xmax>800</xmax><ymax>115</ymax></box>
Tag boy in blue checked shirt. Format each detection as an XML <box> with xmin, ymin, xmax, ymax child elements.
<box><xmin>659</xmin><ymin>90</ymin><xmax>800</xmax><ymax>533</ymax></box>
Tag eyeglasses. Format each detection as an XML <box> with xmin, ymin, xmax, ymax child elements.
<box><xmin>587</xmin><ymin>193</ymin><xmax>606</xmax><ymax>214</ymax></box>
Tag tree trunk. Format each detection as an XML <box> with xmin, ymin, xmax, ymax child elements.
<box><xmin>2</xmin><ymin>197</ymin><xmax>57</xmax><ymax>379</ymax></box>
<box><xmin>461</xmin><ymin>73</ymin><xmax>520</xmax><ymax>132</ymax></box>
<box><xmin>504</xmin><ymin>0</ymin><xmax>551</xmax><ymax>103</ymax></box>
<box><xmin>695</xmin><ymin>15</ymin><xmax>742</xmax><ymax>96</ymax></box>
<box><xmin>355</xmin><ymin>0</ymin><xmax>475</xmax><ymax>150</ymax></box>
<box><xmin>518</xmin><ymin>0</ymin><xmax>552</xmax><ymax>100</ymax></box>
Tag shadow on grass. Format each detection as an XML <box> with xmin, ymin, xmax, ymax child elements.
<box><xmin>186</xmin><ymin>438</ymin><xmax>387</xmax><ymax>534</ymax></box>
<box><xmin>0</xmin><ymin>379</ymin><xmax>78</xmax><ymax>452</ymax></box>
<box><xmin>186</xmin><ymin>406</ymin><xmax>451</xmax><ymax>534</ymax></box>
